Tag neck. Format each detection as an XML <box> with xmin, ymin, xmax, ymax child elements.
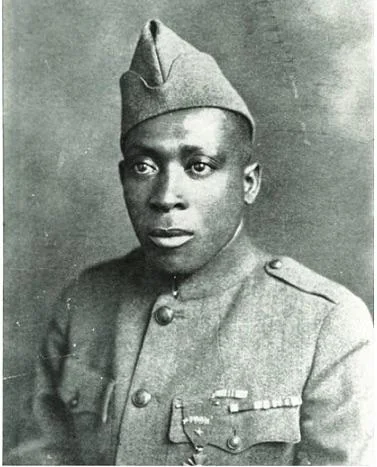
<box><xmin>142</xmin><ymin>219</ymin><xmax>261</xmax><ymax>300</ymax></box>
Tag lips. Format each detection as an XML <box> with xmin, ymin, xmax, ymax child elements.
<box><xmin>148</xmin><ymin>228</ymin><xmax>194</xmax><ymax>248</ymax></box>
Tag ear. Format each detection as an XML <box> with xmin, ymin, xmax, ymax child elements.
<box><xmin>119</xmin><ymin>160</ymin><xmax>125</xmax><ymax>186</ymax></box>
<box><xmin>243</xmin><ymin>162</ymin><xmax>262</xmax><ymax>205</ymax></box>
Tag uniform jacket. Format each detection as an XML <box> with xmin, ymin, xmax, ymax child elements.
<box><xmin>12</xmin><ymin>230</ymin><xmax>373</xmax><ymax>465</ymax></box>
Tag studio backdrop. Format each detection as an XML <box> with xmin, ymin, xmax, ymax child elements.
<box><xmin>4</xmin><ymin>0</ymin><xmax>373</xmax><ymax>456</ymax></box>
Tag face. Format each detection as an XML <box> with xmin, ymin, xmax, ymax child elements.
<box><xmin>120</xmin><ymin>108</ymin><xmax>260</xmax><ymax>275</ymax></box>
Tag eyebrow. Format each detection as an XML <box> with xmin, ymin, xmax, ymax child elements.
<box><xmin>180</xmin><ymin>145</ymin><xmax>214</xmax><ymax>156</ymax></box>
<box><xmin>123</xmin><ymin>142</ymin><xmax>226</xmax><ymax>163</ymax></box>
<box><xmin>180</xmin><ymin>145</ymin><xmax>227</xmax><ymax>163</ymax></box>
<box><xmin>122</xmin><ymin>143</ymin><xmax>160</xmax><ymax>157</ymax></box>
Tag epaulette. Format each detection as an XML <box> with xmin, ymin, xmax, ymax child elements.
<box><xmin>264</xmin><ymin>257</ymin><xmax>349</xmax><ymax>305</ymax></box>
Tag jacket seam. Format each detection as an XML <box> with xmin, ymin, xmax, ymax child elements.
<box><xmin>301</xmin><ymin>302</ymin><xmax>336</xmax><ymax>395</ymax></box>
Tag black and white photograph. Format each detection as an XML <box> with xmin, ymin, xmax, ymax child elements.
<box><xmin>3</xmin><ymin>1</ymin><xmax>373</xmax><ymax>465</ymax></box>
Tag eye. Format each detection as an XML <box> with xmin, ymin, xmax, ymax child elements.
<box><xmin>132</xmin><ymin>161</ymin><xmax>157</xmax><ymax>175</ymax></box>
<box><xmin>188</xmin><ymin>162</ymin><xmax>214</xmax><ymax>177</ymax></box>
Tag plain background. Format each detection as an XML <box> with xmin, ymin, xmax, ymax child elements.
<box><xmin>3</xmin><ymin>0</ymin><xmax>373</xmax><ymax>457</ymax></box>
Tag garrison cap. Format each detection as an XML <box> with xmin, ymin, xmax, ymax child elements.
<box><xmin>120</xmin><ymin>19</ymin><xmax>255</xmax><ymax>139</ymax></box>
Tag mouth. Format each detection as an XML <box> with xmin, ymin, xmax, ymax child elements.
<box><xmin>148</xmin><ymin>228</ymin><xmax>194</xmax><ymax>249</ymax></box>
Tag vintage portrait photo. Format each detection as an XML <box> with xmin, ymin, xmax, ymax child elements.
<box><xmin>3</xmin><ymin>0</ymin><xmax>373</xmax><ymax>465</ymax></box>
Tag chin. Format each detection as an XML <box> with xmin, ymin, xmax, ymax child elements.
<box><xmin>151</xmin><ymin>256</ymin><xmax>198</xmax><ymax>276</ymax></box>
<box><xmin>146</xmin><ymin>248</ymin><xmax>206</xmax><ymax>276</ymax></box>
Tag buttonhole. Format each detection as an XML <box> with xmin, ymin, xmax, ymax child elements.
<box><xmin>174</xmin><ymin>311</ymin><xmax>186</xmax><ymax>319</ymax></box>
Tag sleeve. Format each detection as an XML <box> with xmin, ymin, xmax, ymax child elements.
<box><xmin>7</xmin><ymin>285</ymin><xmax>83</xmax><ymax>465</ymax></box>
<box><xmin>296</xmin><ymin>296</ymin><xmax>374</xmax><ymax>465</ymax></box>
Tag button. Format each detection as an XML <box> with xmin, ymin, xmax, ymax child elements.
<box><xmin>132</xmin><ymin>389</ymin><xmax>151</xmax><ymax>408</ymax></box>
<box><xmin>69</xmin><ymin>397</ymin><xmax>79</xmax><ymax>408</ymax></box>
<box><xmin>227</xmin><ymin>434</ymin><xmax>242</xmax><ymax>451</ymax></box>
<box><xmin>155</xmin><ymin>306</ymin><xmax>174</xmax><ymax>325</ymax></box>
<box><xmin>269</xmin><ymin>259</ymin><xmax>282</xmax><ymax>269</ymax></box>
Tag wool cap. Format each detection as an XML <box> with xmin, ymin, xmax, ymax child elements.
<box><xmin>120</xmin><ymin>19</ymin><xmax>255</xmax><ymax>140</ymax></box>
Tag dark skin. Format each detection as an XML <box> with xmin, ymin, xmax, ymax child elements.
<box><xmin>119</xmin><ymin>108</ymin><xmax>261</xmax><ymax>275</ymax></box>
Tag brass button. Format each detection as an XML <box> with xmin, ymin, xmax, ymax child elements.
<box><xmin>69</xmin><ymin>397</ymin><xmax>79</xmax><ymax>408</ymax></box>
<box><xmin>269</xmin><ymin>259</ymin><xmax>282</xmax><ymax>270</ymax></box>
<box><xmin>227</xmin><ymin>435</ymin><xmax>242</xmax><ymax>451</ymax></box>
<box><xmin>132</xmin><ymin>389</ymin><xmax>151</xmax><ymax>408</ymax></box>
<box><xmin>155</xmin><ymin>306</ymin><xmax>174</xmax><ymax>325</ymax></box>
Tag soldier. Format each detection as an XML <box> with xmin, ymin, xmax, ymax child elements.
<box><xmin>10</xmin><ymin>19</ymin><xmax>373</xmax><ymax>465</ymax></box>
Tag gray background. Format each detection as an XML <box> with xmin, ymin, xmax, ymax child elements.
<box><xmin>4</xmin><ymin>0</ymin><xmax>373</xmax><ymax>456</ymax></box>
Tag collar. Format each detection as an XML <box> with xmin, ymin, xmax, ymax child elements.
<box><xmin>141</xmin><ymin>225</ymin><xmax>264</xmax><ymax>300</ymax></box>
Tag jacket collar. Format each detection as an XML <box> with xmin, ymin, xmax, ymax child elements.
<box><xmin>142</xmin><ymin>224</ymin><xmax>264</xmax><ymax>300</ymax></box>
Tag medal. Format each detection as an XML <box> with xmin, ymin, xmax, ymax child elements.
<box><xmin>183</xmin><ymin>447</ymin><xmax>208</xmax><ymax>465</ymax></box>
<box><xmin>181</xmin><ymin>399</ymin><xmax>213</xmax><ymax>465</ymax></box>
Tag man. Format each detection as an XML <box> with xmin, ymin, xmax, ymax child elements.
<box><xmin>11</xmin><ymin>19</ymin><xmax>372</xmax><ymax>465</ymax></box>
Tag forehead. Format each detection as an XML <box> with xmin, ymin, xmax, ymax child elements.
<box><xmin>124</xmin><ymin>108</ymin><xmax>231</xmax><ymax>154</ymax></box>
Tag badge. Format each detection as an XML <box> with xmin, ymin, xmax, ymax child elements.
<box><xmin>182</xmin><ymin>399</ymin><xmax>213</xmax><ymax>448</ymax></box>
<box><xmin>181</xmin><ymin>399</ymin><xmax>213</xmax><ymax>465</ymax></box>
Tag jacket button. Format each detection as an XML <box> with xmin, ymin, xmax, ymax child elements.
<box><xmin>132</xmin><ymin>389</ymin><xmax>151</xmax><ymax>408</ymax></box>
<box><xmin>69</xmin><ymin>397</ymin><xmax>79</xmax><ymax>408</ymax></box>
<box><xmin>155</xmin><ymin>306</ymin><xmax>174</xmax><ymax>325</ymax></box>
<box><xmin>227</xmin><ymin>435</ymin><xmax>242</xmax><ymax>451</ymax></box>
<box><xmin>269</xmin><ymin>259</ymin><xmax>282</xmax><ymax>269</ymax></box>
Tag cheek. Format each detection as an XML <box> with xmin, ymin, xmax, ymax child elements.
<box><xmin>192</xmin><ymin>174</ymin><xmax>244</xmax><ymax>221</ymax></box>
<box><xmin>123</xmin><ymin>184</ymin><xmax>149</xmax><ymax>219</ymax></box>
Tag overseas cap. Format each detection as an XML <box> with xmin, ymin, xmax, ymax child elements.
<box><xmin>120</xmin><ymin>19</ymin><xmax>255</xmax><ymax>139</ymax></box>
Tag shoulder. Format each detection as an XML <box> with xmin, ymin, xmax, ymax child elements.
<box><xmin>262</xmin><ymin>255</ymin><xmax>372</xmax><ymax>338</ymax></box>
<box><xmin>51</xmin><ymin>248</ymin><xmax>145</xmax><ymax>329</ymax></box>
<box><xmin>264</xmin><ymin>256</ymin><xmax>357</xmax><ymax>305</ymax></box>
<box><xmin>81</xmin><ymin>247</ymin><xmax>143</xmax><ymax>282</ymax></box>
<box><xmin>60</xmin><ymin>247</ymin><xmax>144</xmax><ymax>301</ymax></box>
<box><xmin>80</xmin><ymin>247</ymin><xmax>143</xmax><ymax>282</ymax></box>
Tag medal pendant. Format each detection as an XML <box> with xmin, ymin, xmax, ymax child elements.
<box><xmin>183</xmin><ymin>447</ymin><xmax>208</xmax><ymax>465</ymax></box>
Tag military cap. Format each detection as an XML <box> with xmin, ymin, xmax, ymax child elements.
<box><xmin>120</xmin><ymin>19</ymin><xmax>255</xmax><ymax>139</ymax></box>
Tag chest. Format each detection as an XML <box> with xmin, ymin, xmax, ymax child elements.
<box><xmin>64</xmin><ymin>283</ymin><xmax>317</xmax><ymax>465</ymax></box>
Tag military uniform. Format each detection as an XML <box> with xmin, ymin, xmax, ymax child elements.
<box><xmin>15</xmin><ymin>228</ymin><xmax>370</xmax><ymax>465</ymax></box>
<box><xmin>10</xmin><ymin>20</ymin><xmax>373</xmax><ymax>465</ymax></box>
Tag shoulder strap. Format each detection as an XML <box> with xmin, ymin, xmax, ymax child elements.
<box><xmin>264</xmin><ymin>257</ymin><xmax>349</xmax><ymax>305</ymax></box>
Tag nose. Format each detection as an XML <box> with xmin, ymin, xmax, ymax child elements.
<box><xmin>149</xmin><ymin>166</ymin><xmax>188</xmax><ymax>213</ymax></box>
